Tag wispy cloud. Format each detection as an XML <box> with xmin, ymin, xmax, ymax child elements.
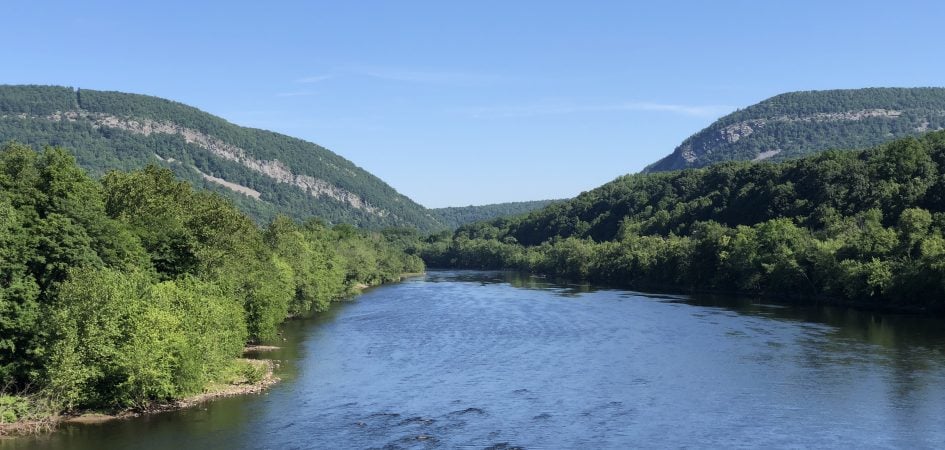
<box><xmin>349</xmin><ymin>65</ymin><xmax>499</xmax><ymax>86</ymax></box>
<box><xmin>275</xmin><ymin>91</ymin><xmax>318</xmax><ymax>97</ymax></box>
<box><xmin>292</xmin><ymin>66</ymin><xmax>498</xmax><ymax>86</ymax></box>
<box><xmin>459</xmin><ymin>101</ymin><xmax>732</xmax><ymax>118</ymax></box>
<box><xmin>295</xmin><ymin>75</ymin><xmax>332</xmax><ymax>83</ymax></box>
<box><xmin>619</xmin><ymin>102</ymin><xmax>732</xmax><ymax>117</ymax></box>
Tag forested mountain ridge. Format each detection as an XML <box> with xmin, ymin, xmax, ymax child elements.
<box><xmin>645</xmin><ymin>88</ymin><xmax>945</xmax><ymax>172</ymax></box>
<box><xmin>430</xmin><ymin>199</ymin><xmax>560</xmax><ymax>229</ymax></box>
<box><xmin>0</xmin><ymin>85</ymin><xmax>443</xmax><ymax>230</ymax></box>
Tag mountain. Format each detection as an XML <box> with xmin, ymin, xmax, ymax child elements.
<box><xmin>645</xmin><ymin>87</ymin><xmax>945</xmax><ymax>172</ymax></box>
<box><xmin>430</xmin><ymin>199</ymin><xmax>560</xmax><ymax>229</ymax></box>
<box><xmin>453</xmin><ymin>130</ymin><xmax>945</xmax><ymax>246</ymax></box>
<box><xmin>0</xmin><ymin>85</ymin><xmax>443</xmax><ymax>230</ymax></box>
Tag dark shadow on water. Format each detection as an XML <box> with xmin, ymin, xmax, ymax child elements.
<box><xmin>425</xmin><ymin>270</ymin><xmax>945</xmax><ymax>353</ymax></box>
<box><xmin>682</xmin><ymin>292</ymin><xmax>945</xmax><ymax>352</ymax></box>
<box><xmin>424</xmin><ymin>269</ymin><xmax>599</xmax><ymax>298</ymax></box>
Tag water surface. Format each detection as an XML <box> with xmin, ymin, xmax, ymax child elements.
<box><xmin>8</xmin><ymin>271</ymin><xmax>945</xmax><ymax>448</ymax></box>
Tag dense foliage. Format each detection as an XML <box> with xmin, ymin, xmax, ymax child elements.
<box><xmin>0</xmin><ymin>85</ymin><xmax>441</xmax><ymax>230</ymax></box>
<box><xmin>430</xmin><ymin>199</ymin><xmax>560</xmax><ymax>229</ymax></box>
<box><xmin>423</xmin><ymin>131</ymin><xmax>945</xmax><ymax>310</ymax></box>
<box><xmin>0</xmin><ymin>142</ymin><xmax>423</xmax><ymax>410</ymax></box>
<box><xmin>646</xmin><ymin>88</ymin><xmax>945</xmax><ymax>172</ymax></box>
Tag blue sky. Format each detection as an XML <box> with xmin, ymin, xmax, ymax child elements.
<box><xmin>5</xmin><ymin>1</ymin><xmax>945</xmax><ymax>207</ymax></box>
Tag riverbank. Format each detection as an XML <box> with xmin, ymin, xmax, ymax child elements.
<box><xmin>66</xmin><ymin>357</ymin><xmax>280</xmax><ymax>422</ymax></box>
<box><xmin>0</xmin><ymin>351</ymin><xmax>279</xmax><ymax>437</ymax></box>
<box><xmin>351</xmin><ymin>272</ymin><xmax>426</xmax><ymax>293</ymax></box>
<box><xmin>1</xmin><ymin>272</ymin><xmax>426</xmax><ymax>438</ymax></box>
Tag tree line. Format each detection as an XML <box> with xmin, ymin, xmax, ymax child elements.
<box><xmin>421</xmin><ymin>131</ymin><xmax>945</xmax><ymax>310</ymax></box>
<box><xmin>0</xmin><ymin>142</ymin><xmax>423</xmax><ymax>414</ymax></box>
<box><xmin>431</xmin><ymin>199</ymin><xmax>560</xmax><ymax>229</ymax></box>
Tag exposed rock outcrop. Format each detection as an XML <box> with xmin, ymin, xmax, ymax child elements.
<box><xmin>40</xmin><ymin>111</ymin><xmax>388</xmax><ymax>216</ymax></box>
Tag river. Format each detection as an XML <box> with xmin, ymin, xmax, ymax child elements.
<box><xmin>7</xmin><ymin>271</ymin><xmax>945</xmax><ymax>449</ymax></box>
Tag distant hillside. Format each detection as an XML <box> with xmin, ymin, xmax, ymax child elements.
<box><xmin>0</xmin><ymin>85</ymin><xmax>443</xmax><ymax>230</ymax></box>
<box><xmin>458</xmin><ymin>130</ymin><xmax>945</xmax><ymax>245</ymax></box>
<box><xmin>645</xmin><ymin>87</ymin><xmax>945</xmax><ymax>172</ymax></box>
<box><xmin>431</xmin><ymin>199</ymin><xmax>560</xmax><ymax>229</ymax></box>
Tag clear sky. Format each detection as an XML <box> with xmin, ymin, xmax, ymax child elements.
<box><xmin>5</xmin><ymin>1</ymin><xmax>945</xmax><ymax>207</ymax></box>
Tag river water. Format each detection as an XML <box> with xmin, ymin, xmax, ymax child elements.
<box><xmin>7</xmin><ymin>271</ymin><xmax>945</xmax><ymax>449</ymax></box>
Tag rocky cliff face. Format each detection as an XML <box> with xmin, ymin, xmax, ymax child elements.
<box><xmin>645</xmin><ymin>88</ymin><xmax>945</xmax><ymax>172</ymax></box>
<box><xmin>39</xmin><ymin>110</ymin><xmax>388</xmax><ymax>216</ymax></box>
<box><xmin>0</xmin><ymin>85</ymin><xmax>442</xmax><ymax>229</ymax></box>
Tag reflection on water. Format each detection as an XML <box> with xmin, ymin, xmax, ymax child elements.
<box><xmin>7</xmin><ymin>270</ymin><xmax>945</xmax><ymax>449</ymax></box>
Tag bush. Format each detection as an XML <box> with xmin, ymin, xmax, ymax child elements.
<box><xmin>0</xmin><ymin>395</ymin><xmax>31</xmax><ymax>423</ymax></box>
<box><xmin>46</xmin><ymin>269</ymin><xmax>247</xmax><ymax>409</ymax></box>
